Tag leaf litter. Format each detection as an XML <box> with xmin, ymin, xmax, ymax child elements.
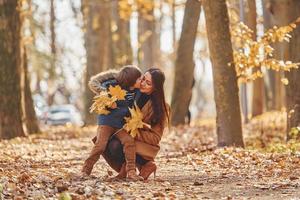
<box><xmin>1</xmin><ymin>112</ymin><xmax>300</xmax><ymax>199</ymax></box>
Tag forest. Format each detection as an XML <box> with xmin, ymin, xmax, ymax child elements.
<box><xmin>0</xmin><ymin>0</ymin><xmax>300</xmax><ymax>199</ymax></box>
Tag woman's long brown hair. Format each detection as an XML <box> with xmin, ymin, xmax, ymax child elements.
<box><xmin>146</xmin><ymin>68</ymin><xmax>169</xmax><ymax>126</ymax></box>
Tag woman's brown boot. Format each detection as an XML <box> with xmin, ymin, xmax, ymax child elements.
<box><xmin>139</xmin><ymin>161</ymin><xmax>157</xmax><ymax>180</ymax></box>
<box><xmin>127</xmin><ymin>170</ymin><xmax>144</xmax><ymax>181</ymax></box>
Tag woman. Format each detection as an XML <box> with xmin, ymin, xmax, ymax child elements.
<box><xmin>102</xmin><ymin>67</ymin><xmax>169</xmax><ymax>180</ymax></box>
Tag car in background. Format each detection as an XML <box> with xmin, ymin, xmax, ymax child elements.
<box><xmin>45</xmin><ymin>104</ymin><xmax>84</xmax><ymax>126</ymax></box>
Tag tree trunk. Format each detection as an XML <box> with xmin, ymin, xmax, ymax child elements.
<box><xmin>203</xmin><ymin>0</ymin><xmax>244</xmax><ymax>147</ymax></box>
<box><xmin>263</xmin><ymin>0</ymin><xmax>275</xmax><ymax>110</ymax></box>
<box><xmin>246</xmin><ymin>0</ymin><xmax>264</xmax><ymax>117</ymax></box>
<box><xmin>156</xmin><ymin>0</ymin><xmax>163</xmax><ymax>65</ymax></box>
<box><xmin>111</xmin><ymin>1</ymin><xmax>133</xmax><ymax>68</ymax></box>
<box><xmin>50</xmin><ymin>0</ymin><xmax>56</xmax><ymax>63</ymax></box>
<box><xmin>274</xmin><ymin>71</ymin><xmax>285</xmax><ymax>110</ymax></box>
<box><xmin>171</xmin><ymin>0</ymin><xmax>201</xmax><ymax>126</ymax></box>
<box><xmin>48</xmin><ymin>0</ymin><xmax>57</xmax><ymax>106</ymax></box>
<box><xmin>82</xmin><ymin>0</ymin><xmax>113</xmax><ymax>125</ymax></box>
<box><xmin>21</xmin><ymin>48</ymin><xmax>40</xmax><ymax>134</ymax></box>
<box><xmin>137</xmin><ymin>1</ymin><xmax>157</xmax><ymax>71</ymax></box>
<box><xmin>171</xmin><ymin>0</ymin><xmax>176</xmax><ymax>50</ymax></box>
<box><xmin>269</xmin><ymin>0</ymin><xmax>300</xmax><ymax>139</ymax></box>
<box><xmin>0</xmin><ymin>0</ymin><xmax>26</xmax><ymax>139</ymax></box>
<box><xmin>264</xmin><ymin>0</ymin><xmax>285</xmax><ymax>111</ymax></box>
<box><xmin>238</xmin><ymin>0</ymin><xmax>250</xmax><ymax>124</ymax></box>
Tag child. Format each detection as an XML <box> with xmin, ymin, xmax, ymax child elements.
<box><xmin>81</xmin><ymin>65</ymin><xmax>143</xmax><ymax>181</ymax></box>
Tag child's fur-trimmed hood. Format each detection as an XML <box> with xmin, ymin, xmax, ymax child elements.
<box><xmin>88</xmin><ymin>69</ymin><xmax>119</xmax><ymax>94</ymax></box>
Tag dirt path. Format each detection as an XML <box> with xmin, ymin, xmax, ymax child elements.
<box><xmin>1</xmin><ymin>125</ymin><xmax>300</xmax><ymax>199</ymax></box>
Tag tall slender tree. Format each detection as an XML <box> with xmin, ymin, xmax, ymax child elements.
<box><xmin>171</xmin><ymin>0</ymin><xmax>176</xmax><ymax>50</ymax></box>
<box><xmin>0</xmin><ymin>0</ymin><xmax>26</xmax><ymax>139</ymax></box>
<box><xmin>111</xmin><ymin>1</ymin><xmax>133</xmax><ymax>68</ymax></box>
<box><xmin>171</xmin><ymin>0</ymin><xmax>201</xmax><ymax>125</ymax></box>
<box><xmin>262</xmin><ymin>0</ymin><xmax>274</xmax><ymax>110</ymax></box>
<box><xmin>137</xmin><ymin>0</ymin><xmax>157</xmax><ymax>71</ymax></box>
<box><xmin>21</xmin><ymin>47</ymin><xmax>40</xmax><ymax>134</ymax></box>
<box><xmin>82</xmin><ymin>0</ymin><xmax>113</xmax><ymax>124</ymax></box>
<box><xmin>263</xmin><ymin>0</ymin><xmax>285</xmax><ymax>111</ymax></box>
<box><xmin>50</xmin><ymin>0</ymin><xmax>56</xmax><ymax>66</ymax></box>
<box><xmin>268</xmin><ymin>0</ymin><xmax>300</xmax><ymax>138</ymax></box>
<box><xmin>238</xmin><ymin>0</ymin><xmax>249</xmax><ymax>123</ymax></box>
<box><xmin>48</xmin><ymin>0</ymin><xmax>57</xmax><ymax>106</ymax></box>
<box><xmin>19</xmin><ymin>0</ymin><xmax>40</xmax><ymax>135</ymax></box>
<box><xmin>246</xmin><ymin>0</ymin><xmax>264</xmax><ymax>117</ymax></box>
<box><xmin>203</xmin><ymin>0</ymin><xmax>244</xmax><ymax>147</ymax></box>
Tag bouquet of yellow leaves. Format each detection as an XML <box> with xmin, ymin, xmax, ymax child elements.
<box><xmin>90</xmin><ymin>85</ymin><xmax>127</xmax><ymax>115</ymax></box>
<box><xmin>123</xmin><ymin>103</ymin><xmax>150</xmax><ymax>138</ymax></box>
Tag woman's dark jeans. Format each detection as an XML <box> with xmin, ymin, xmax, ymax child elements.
<box><xmin>106</xmin><ymin>137</ymin><xmax>149</xmax><ymax>166</ymax></box>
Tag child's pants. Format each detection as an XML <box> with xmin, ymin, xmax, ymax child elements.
<box><xmin>82</xmin><ymin>125</ymin><xmax>136</xmax><ymax>175</ymax></box>
<box><xmin>115</xmin><ymin>129</ymin><xmax>136</xmax><ymax>172</ymax></box>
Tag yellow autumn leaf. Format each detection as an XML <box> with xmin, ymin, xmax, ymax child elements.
<box><xmin>123</xmin><ymin>103</ymin><xmax>150</xmax><ymax>138</ymax></box>
<box><xmin>108</xmin><ymin>85</ymin><xmax>127</xmax><ymax>100</ymax></box>
<box><xmin>281</xmin><ymin>78</ymin><xmax>289</xmax><ymax>85</ymax></box>
<box><xmin>90</xmin><ymin>91</ymin><xmax>117</xmax><ymax>115</ymax></box>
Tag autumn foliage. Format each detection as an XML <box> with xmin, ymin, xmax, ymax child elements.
<box><xmin>232</xmin><ymin>18</ymin><xmax>300</xmax><ymax>83</ymax></box>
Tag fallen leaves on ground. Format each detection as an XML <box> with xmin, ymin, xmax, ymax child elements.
<box><xmin>1</xmin><ymin>112</ymin><xmax>300</xmax><ymax>199</ymax></box>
